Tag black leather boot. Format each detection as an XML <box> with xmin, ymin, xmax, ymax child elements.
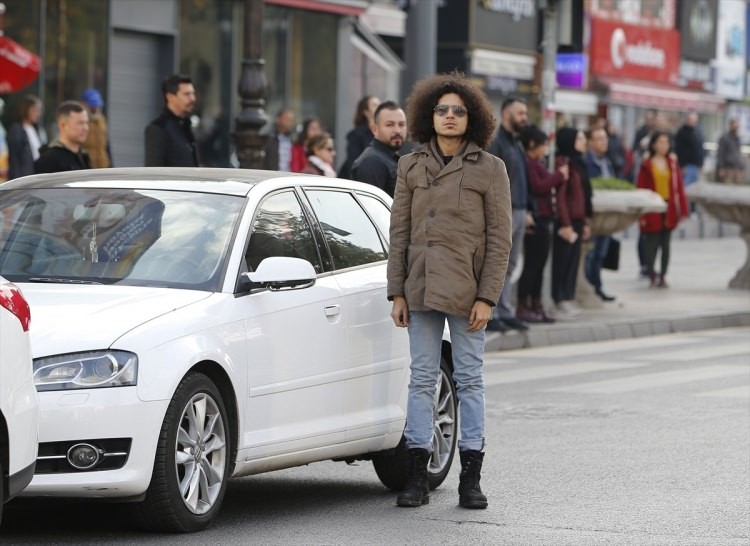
<box><xmin>458</xmin><ymin>450</ymin><xmax>488</xmax><ymax>509</ymax></box>
<box><xmin>396</xmin><ymin>448</ymin><xmax>431</xmax><ymax>507</ymax></box>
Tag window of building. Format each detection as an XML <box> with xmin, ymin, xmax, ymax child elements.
<box><xmin>263</xmin><ymin>7</ymin><xmax>338</xmax><ymax>136</ymax></box>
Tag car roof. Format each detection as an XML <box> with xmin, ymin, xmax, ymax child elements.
<box><xmin>0</xmin><ymin>167</ymin><xmax>390</xmax><ymax>198</ymax></box>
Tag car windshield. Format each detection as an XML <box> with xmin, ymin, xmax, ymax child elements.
<box><xmin>0</xmin><ymin>187</ymin><xmax>244</xmax><ymax>290</ymax></box>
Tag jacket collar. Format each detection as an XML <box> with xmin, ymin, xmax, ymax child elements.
<box><xmin>413</xmin><ymin>138</ymin><xmax>482</xmax><ymax>179</ymax></box>
<box><xmin>371</xmin><ymin>138</ymin><xmax>399</xmax><ymax>159</ymax></box>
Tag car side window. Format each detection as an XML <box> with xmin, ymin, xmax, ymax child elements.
<box><xmin>245</xmin><ymin>191</ymin><xmax>322</xmax><ymax>273</ymax></box>
<box><xmin>305</xmin><ymin>190</ymin><xmax>386</xmax><ymax>269</ymax></box>
<box><xmin>356</xmin><ymin>193</ymin><xmax>391</xmax><ymax>248</ymax></box>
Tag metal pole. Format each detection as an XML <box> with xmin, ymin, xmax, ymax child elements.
<box><xmin>402</xmin><ymin>0</ymin><xmax>437</xmax><ymax>101</ymax></box>
<box><xmin>233</xmin><ymin>0</ymin><xmax>268</xmax><ymax>169</ymax></box>
<box><xmin>540</xmin><ymin>2</ymin><xmax>558</xmax><ymax>170</ymax></box>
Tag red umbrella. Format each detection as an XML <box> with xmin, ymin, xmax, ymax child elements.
<box><xmin>0</xmin><ymin>35</ymin><xmax>41</xmax><ymax>93</ymax></box>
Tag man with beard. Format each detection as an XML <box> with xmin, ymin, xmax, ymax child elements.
<box><xmin>351</xmin><ymin>101</ymin><xmax>406</xmax><ymax>197</ymax></box>
<box><xmin>487</xmin><ymin>97</ymin><xmax>530</xmax><ymax>332</ymax></box>
<box><xmin>144</xmin><ymin>74</ymin><xmax>198</xmax><ymax>167</ymax></box>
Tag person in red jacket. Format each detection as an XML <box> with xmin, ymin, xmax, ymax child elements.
<box><xmin>636</xmin><ymin>131</ymin><xmax>689</xmax><ymax>288</ymax></box>
<box><xmin>516</xmin><ymin>125</ymin><xmax>568</xmax><ymax>323</ymax></box>
<box><xmin>291</xmin><ymin>117</ymin><xmax>322</xmax><ymax>173</ymax></box>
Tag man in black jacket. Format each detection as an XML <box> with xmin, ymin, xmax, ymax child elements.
<box><xmin>34</xmin><ymin>101</ymin><xmax>91</xmax><ymax>174</ymax></box>
<box><xmin>674</xmin><ymin>111</ymin><xmax>704</xmax><ymax>187</ymax></box>
<box><xmin>351</xmin><ymin>101</ymin><xmax>406</xmax><ymax>197</ymax></box>
<box><xmin>144</xmin><ymin>74</ymin><xmax>198</xmax><ymax>167</ymax></box>
<box><xmin>487</xmin><ymin>97</ymin><xmax>530</xmax><ymax>332</ymax></box>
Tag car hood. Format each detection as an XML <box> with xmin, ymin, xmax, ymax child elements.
<box><xmin>20</xmin><ymin>284</ymin><xmax>212</xmax><ymax>357</ymax></box>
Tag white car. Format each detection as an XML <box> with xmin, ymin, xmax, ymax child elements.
<box><xmin>0</xmin><ymin>275</ymin><xmax>38</xmax><ymax>526</ymax></box>
<box><xmin>0</xmin><ymin>168</ymin><xmax>457</xmax><ymax>532</ymax></box>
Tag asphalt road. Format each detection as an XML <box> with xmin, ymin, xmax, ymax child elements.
<box><xmin>3</xmin><ymin>327</ymin><xmax>749</xmax><ymax>545</ymax></box>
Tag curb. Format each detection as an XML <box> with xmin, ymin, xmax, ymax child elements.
<box><xmin>485</xmin><ymin>311</ymin><xmax>750</xmax><ymax>351</ymax></box>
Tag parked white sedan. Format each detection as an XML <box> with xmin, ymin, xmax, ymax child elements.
<box><xmin>0</xmin><ymin>275</ymin><xmax>38</xmax><ymax>526</ymax></box>
<box><xmin>0</xmin><ymin>168</ymin><xmax>457</xmax><ymax>532</ymax></box>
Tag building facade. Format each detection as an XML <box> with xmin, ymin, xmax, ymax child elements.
<box><xmin>0</xmin><ymin>0</ymin><xmax>404</xmax><ymax>168</ymax></box>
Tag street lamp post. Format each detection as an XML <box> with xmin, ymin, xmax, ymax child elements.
<box><xmin>540</xmin><ymin>0</ymin><xmax>558</xmax><ymax>171</ymax></box>
<box><xmin>234</xmin><ymin>0</ymin><xmax>268</xmax><ymax>169</ymax></box>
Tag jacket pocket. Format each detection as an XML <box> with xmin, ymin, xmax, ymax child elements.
<box><xmin>471</xmin><ymin>247</ymin><xmax>483</xmax><ymax>283</ymax></box>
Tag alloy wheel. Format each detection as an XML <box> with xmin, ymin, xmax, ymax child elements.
<box><xmin>430</xmin><ymin>368</ymin><xmax>457</xmax><ymax>475</ymax></box>
<box><xmin>175</xmin><ymin>392</ymin><xmax>227</xmax><ymax>514</ymax></box>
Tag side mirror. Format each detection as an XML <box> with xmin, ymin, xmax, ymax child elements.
<box><xmin>241</xmin><ymin>257</ymin><xmax>317</xmax><ymax>291</ymax></box>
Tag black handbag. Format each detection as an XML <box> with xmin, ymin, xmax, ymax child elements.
<box><xmin>602</xmin><ymin>237</ymin><xmax>620</xmax><ymax>271</ymax></box>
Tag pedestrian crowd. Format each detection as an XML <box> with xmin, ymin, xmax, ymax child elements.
<box><xmin>1</xmin><ymin>65</ymin><xmax>749</xmax><ymax>514</ymax></box>
<box><xmin>0</xmin><ymin>73</ymin><xmax>745</xmax><ymax>311</ymax></box>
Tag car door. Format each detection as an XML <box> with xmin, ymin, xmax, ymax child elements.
<box><xmin>303</xmin><ymin>188</ymin><xmax>409</xmax><ymax>442</ymax></box>
<box><xmin>240</xmin><ymin>189</ymin><xmax>346</xmax><ymax>459</ymax></box>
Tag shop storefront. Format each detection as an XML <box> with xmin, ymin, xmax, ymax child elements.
<box><xmin>0</xmin><ymin>0</ymin><xmax>403</xmax><ymax>168</ymax></box>
<box><xmin>587</xmin><ymin>2</ymin><xmax>726</xmax><ymax>152</ymax></box>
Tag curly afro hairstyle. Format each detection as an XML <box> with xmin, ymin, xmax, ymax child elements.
<box><xmin>405</xmin><ymin>72</ymin><xmax>496</xmax><ymax>148</ymax></box>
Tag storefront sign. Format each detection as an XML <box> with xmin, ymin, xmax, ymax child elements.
<box><xmin>590</xmin><ymin>18</ymin><xmax>680</xmax><ymax>85</ymax></box>
<box><xmin>680</xmin><ymin>0</ymin><xmax>717</xmax><ymax>62</ymax></box>
<box><xmin>479</xmin><ymin>0</ymin><xmax>535</xmax><ymax>22</ymax></box>
<box><xmin>679</xmin><ymin>59</ymin><xmax>714</xmax><ymax>91</ymax></box>
<box><xmin>714</xmin><ymin>0</ymin><xmax>746</xmax><ymax>99</ymax></box>
<box><xmin>473</xmin><ymin>0</ymin><xmax>537</xmax><ymax>51</ymax></box>
<box><xmin>556</xmin><ymin>53</ymin><xmax>587</xmax><ymax>89</ymax></box>
<box><xmin>589</xmin><ymin>0</ymin><xmax>675</xmax><ymax>29</ymax></box>
<box><xmin>471</xmin><ymin>48</ymin><xmax>535</xmax><ymax>80</ymax></box>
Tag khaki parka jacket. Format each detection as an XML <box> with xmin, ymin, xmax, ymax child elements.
<box><xmin>387</xmin><ymin>138</ymin><xmax>513</xmax><ymax>318</ymax></box>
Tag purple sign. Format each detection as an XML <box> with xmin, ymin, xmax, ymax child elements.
<box><xmin>556</xmin><ymin>53</ymin><xmax>587</xmax><ymax>89</ymax></box>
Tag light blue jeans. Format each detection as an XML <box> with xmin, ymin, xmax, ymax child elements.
<box><xmin>405</xmin><ymin>310</ymin><xmax>486</xmax><ymax>452</ymax></box>
<box><xmin>494</xmin><ymin>208</ymin><xmax>527</xmax><ymax>319</ymax></box>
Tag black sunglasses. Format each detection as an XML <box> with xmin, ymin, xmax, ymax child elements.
<box><xmin>434</xmin><ymin>104</ymin><xmax>467</xmax><ymax>117</ymax></box>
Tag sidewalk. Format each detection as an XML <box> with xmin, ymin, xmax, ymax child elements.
<box><xmin>486</xmin><ymin>236</ymin><xmax>750</xmax><ymax>351</ymax></box>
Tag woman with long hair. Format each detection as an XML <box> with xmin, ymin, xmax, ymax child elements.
<box><xmin>7</xmin><ymin>94</ymin><xmax>44</xmax><ymax>179</ymax></box>
<box><xmin>337</xmin><ymin>95</ymin><xmax>380</xmax><ymax>179</ymax></box>
<box><xmin>552</xmin><ymin>127</ymin><xmax>592</xmax><ymax>318</ymax></box>
<box><xmin>516</xmin><ymin>125</ymin><xmax>568</xmax><ymax>323</ymax></box>
<box><xmin>291</xmin><ymin>117</ymin><xmax>322</xmax><ymax>173</ymax></box>
<box><xmin>301</xmin><ymin>133</ymin><xmax>336</xmax><ymax>177</ymax></box>
<box><xmin>636</xmin><ymin>130</ymin><xmax>689</xmax><ymax>288</ymax></box>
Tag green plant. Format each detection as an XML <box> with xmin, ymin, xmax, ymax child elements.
<box><xmin>590</xmin><ymin>177</ymin><xmax>635</xmax><ymax>191</ymax></box>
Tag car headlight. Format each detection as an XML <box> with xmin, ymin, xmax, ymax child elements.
<box><xmin>33</xmin><ymin>351</ymin><xmax>138</xmax><ymax>392</ymax></box>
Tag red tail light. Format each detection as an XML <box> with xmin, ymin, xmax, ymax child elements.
<box><xmin>0</xmin><ymin>282</ymin><xmax>31</xmax><ymax>332</ymax></box>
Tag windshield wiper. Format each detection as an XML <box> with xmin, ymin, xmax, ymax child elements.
<box><xmin>28</xmin><ymin>277</ymin><xmax>103</xmax><ymax>285</ymax></box>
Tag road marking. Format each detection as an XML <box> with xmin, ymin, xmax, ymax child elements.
<box><xmin>483</xmin><ymin>356</ymin><xmax>514</xmax><ymax>366</ymax></box>
<box><xmin>483</xmin><ymin>361</ymin><xmax>651</xmax><ymax>386</ymax></box>
<box><xmin>495</xmin><ymin>334</ymin><xmax>705</xmax><ymax>359</ymax></box>
<box><xmin>543</xmin><ymin>365</ymin><xmax>750</xmax><ymax>394</ymax></box>
<box><xmin>694</xmin><ymin>386</ymin><xmax>750</xmax><ymax>399</ymax></box>
<box><xmin>629</xmin><ymin>342</ymin><xmax>750</xmax><ymax>362</ymax></box>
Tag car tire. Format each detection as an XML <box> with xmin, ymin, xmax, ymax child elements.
<box><xmin>133</xmin><ymin>372</ymin><xmax>231</xmax><ymax>533</ymax></box>
<box><xmin>372</xmin><ymin>356</ymin><xmax>458</xmax><ymax>491</ymax></box>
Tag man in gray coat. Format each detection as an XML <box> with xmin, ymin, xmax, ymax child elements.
<box><xmin>387</xmin><ymin>73</ymin><xmax>512</xmax><ymax>510</ymax></box>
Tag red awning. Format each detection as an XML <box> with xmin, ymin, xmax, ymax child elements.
<box><xmin>265</xmin><ymin>0</ymin><xmax>366</xmax><ymax>16</ymax></box>
<box><xmin>0</xmin><ymin>35</ymin><xmax>41</xmax><ymax>93</ymax></box>
<box><xmin>599</xmin><ymin>78</ymin><xmax>726</xmax><ymax>113</ymax></box>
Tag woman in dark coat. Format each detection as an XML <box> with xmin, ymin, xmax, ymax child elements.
<box><xmin>337</xmin><ymin>95</ymin><xmax>379</xmax><ymax>179</ymax></box>
<box><xmin>7</xmin><ymin>95</ymin><xmax>44</xmax><ymax>180</ymax></box>
<box><xmin>552</xmin><ymin>127</ymin><xmax>592</xmax><ymax>318</ymax></box>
